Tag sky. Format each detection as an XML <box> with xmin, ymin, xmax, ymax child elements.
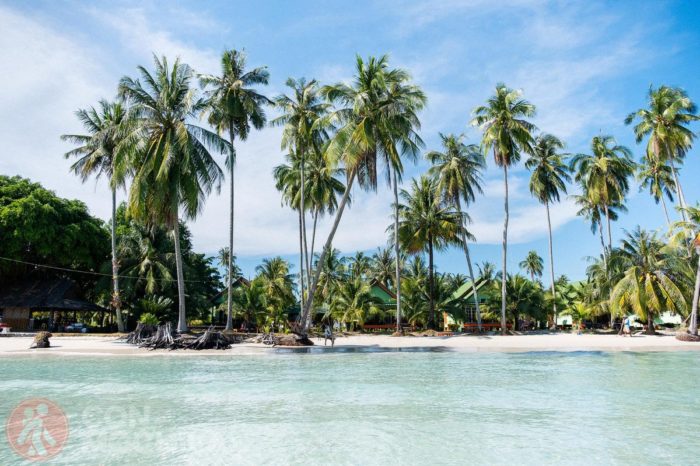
<box><xmin>1</xmin><ymin>0</ymin><xmax>699</xmax><ymax>281</ymax></box>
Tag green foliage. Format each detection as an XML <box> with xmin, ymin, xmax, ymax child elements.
<box><xmin>0</xmin><ymin>176</ymin><xmax>109</xmax><ymax>281</ymax></box>
<box><xmin>139</xmin><ymin>312</ymin><xmax>160</xmax><ymax>326</ymax></box>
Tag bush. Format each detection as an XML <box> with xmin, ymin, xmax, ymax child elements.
<box><xmin>139</xmin><ymin>313</ymin><xmax>159</xmax><ymax>326</ymax></box>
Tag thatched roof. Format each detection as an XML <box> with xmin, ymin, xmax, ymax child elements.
<box><xmin>0</xmin><ymin>278</ymin><xmax>109</xmax><ymax>313</ymax></box>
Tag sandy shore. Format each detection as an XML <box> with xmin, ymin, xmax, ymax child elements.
<box><xmin>0</xmin><ymin>332</ymin><xmax>699</xmax><ymax>356</ymax></box>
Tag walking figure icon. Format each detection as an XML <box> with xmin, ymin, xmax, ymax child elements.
<box><xmin>6</xmin><ymin>398</ymin><xmax>68</xmax><ymax>462</ymax></box>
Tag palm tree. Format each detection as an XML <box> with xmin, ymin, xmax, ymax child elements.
<box><xmin>673</xmin><ymin>205</ymin><xmax>700</xmax><ymax>336</ymax></box>
<box><xmin>571</xmin><ymin>135</ymin><xmax>635</xmax><ymax>253</ymax></box>
<box><xmin>298</xmin><ymin>55</ymin><xmax>425</xmax><ymax>333</ymax></box>
<box><xmin>327</xmin><ymin>278</ymin><xmax>383</xmax><ymax>330</ymax></box>
<box><xmin>256</xmin><ymin>257</ymin><xmax>295</xmax><ymax>328</ymax></box>
<box><xmin>199</xmin><ymin>49</ymin><xmax>270</xmax><ymax>331</ymax></box>
<box><xmin>471</xmin><ymin>83</ymin><xmax>537</xmax><ymax>335</ymax></box>
<box><xmin>610</xmin><ymin>228</ymin><xmax>686</xmax><ymax>335</ymax></box>
<box><xmin>345</xmin><ymin>251</ymin><xmax>372</xmax><ymax>280</ymax></box>
<box><xmin>118</xmin><ymin>55</ymin><xmax>228</xmax><ymax>332</ymax></box>
<box><xmin>427</xmin><ymin>133</ymin><xmax>484</xmax><ymax>330</ymax></box>
<box><xmin>217</xmin><ymin>247</ymin><xmax>241</xmax><ymax>291</ymax></box>
<box><xmin>525</xmin><ymin>133</ymin><xmax>570</xmax><ymax>328</ymax></box>
<box><xmin>61</xmin><ymin>100</ymin><xmax>131</xmax><ymax>332</ymax></box>
<box><xmin>394</xmin><ymin>176</ymin><xmax>465</xmax><ymax>329</ymax></box>
<box><xmin>477</xmin><ymin>262</ymin><xmax>496</xmax><ymax>283</ymax></box>
<box><xmin>519</xmin><ymin>251</ymin><xmax>544</xmax><ymax>281</ymax></box>
<box><xmin>637</xmin><ymin>154</ymin><xmax>676</xmax><ymax>227</ymax></box>
<box><xmin>625</xmin><ymin>86</ymin><xmax>698</xmax><ymax>221</ymax></box>
<box><xmin>233</xmin><ymin>279</ymin><xmax>268</xmax><ymax>331</ymax></box>
<box><xmin>370</xmin><ymin>247</ymin><xmax>395</xmax><ymax>288</ymax></box>
<box><xmin>272</xmin><ymin>78</ymin><xmax>330</xmax><ymax>302</ymax></box>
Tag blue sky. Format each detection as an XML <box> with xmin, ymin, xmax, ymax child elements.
<box><xmin>1</xmin><ymin>0</ymin><xmax>699</xmax><ymax>281</ymax></box>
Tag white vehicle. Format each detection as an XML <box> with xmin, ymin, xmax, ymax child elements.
<box><xmin>65</xmin><ymin>323</ymin><xmax>88</xmax><ymax>333</ymax></box>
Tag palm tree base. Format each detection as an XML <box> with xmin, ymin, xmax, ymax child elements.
<box><xmin>676</xmin><ymin>333</ymin><xmax>700</xmax><ymax>342</ymax></box>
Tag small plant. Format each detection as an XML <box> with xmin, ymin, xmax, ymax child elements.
<box><xmin>139</xmin><ymin>313</ymin><xmax>159</xmax><ymax>326</ymax></box>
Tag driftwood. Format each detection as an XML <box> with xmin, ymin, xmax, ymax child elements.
<box><xmin>30</xmin><ymin>331</ymin><xmax>52</xmax><ymax>349</ymax></box>
<box><xmin>125</xmin><ymin>322</ymin><xmax>156</xmax><ymax>345</ymax></box>
<box><xmin>676</xmin><ymin>332</ymin><xmax>700</xmax><ymax>342</ymax></box>
<box><xmin>124</xmin><ymin>323</ymin><xmax>237</xmax><ymax>350</ymax></box>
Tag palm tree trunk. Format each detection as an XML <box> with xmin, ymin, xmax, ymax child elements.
<box><xmin>111</xmin><ymin>187</ymin><xmax>124</xmax><ymax>333</ymax></box>
<box><xmin>660</xmin><ymin>195</ymin><xmax>671</xmax><ymax>228</ymax></box>
<box><xmin>310</xmin><ymin>209</ymin><xmax>318</xmax><ymax>266</ymax></box>
<box><xmin>173</xmin><ymin>218</ymin><xmax>187</xmax><ymax>333</ymax></box>
<box><xmin>647</xmin><ymin>310</ymin><xmax>655</xmax><ymax>335</ymax></box>
<box><xmin>428</xmin><ymin>234</ymin><xmax>435</xmax><ymax>330</ymax></box>
<box><xmin>392</xmin><ymin>168</ymin><xmax>402</xmax><ymax>333</ymax></box>
<box><xmin>501</xmin><ymin>165</ymin><xmax>509</xmax><ymax>335</ymax></box>
<box><xmin>300</xmin><ymin>149</ymin><xmax>311</xmax><ymax>281</ymax></box>
<box><xmin>546</xmin><ymin>201</ymin><xmax>558</xmax><ymax>331</ymax></box>
<box><xmin>300</xmin><ymin>169</ymin><xmax>357</xmax><ymax>333</ymax></box>
<box><xmin>226</xmin><ymin>131</ymin><xmax>236</xmax><ymax>331</ymax></box>
<box><xmin>298</xmin><ymin>209</ymin><xmax>305</xmax><ymax>311</ymax></box>
<box><xmin>603</xmin><ymin>204</ymin><xmax>613</xmax><ymax>253</ymax></box>
<box><xmin>689</xmin><ymin>252</ymin><xmax>700</xmax><ymax>336</ymax></box>
<box><xmin>456</xmin><ymin>198</ymin><xmax>481</xmax><ymax>332</ymax></box>
<box><xmin>668</xmin><ymin>157</ymin><xmax>688</xmax><ymax>222</ymax></box>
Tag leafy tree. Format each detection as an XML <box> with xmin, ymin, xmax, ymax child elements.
<box><xmin>610</xmin><ymin>228</ymin><xmax>686</xmax><ymax>335</ymax></box>
<box><xmin>327</xmin><ymin>277</ymin><xmax>383</xmax><ymax>330</ymax></box>
<box><xmin>625</xmin><ymin>85</ymin><xmax>698</xmax><ymax>221</ymax></box>
<box><xmin>272</xmin><ymin>78</ymin><xmax>329</xmax><ymax>307</ymax></box>
<box><xmin>637</xmin><ymin>155</ymin><xmax>676</xmax><ymax>227</ymax></box>
<box><xmin>200</xmin><ymin>49</ymin><xmax>271</xmax><ymax>331</ymax></box>
<box><xmin>471</xmin><ymin>83</ymin><xmax>536</xmax><ymax>335</ymax></box>
<box><xmin>525</xmin><ymin>133</ymin><xmax>570</xmax><ymax>328</ymax></box>
<box><xmin>489</xmin><ymin>274</ymin><xmax>545</xmax><ymax>331</ymax></box>
<box><xmin>427</xmin><ymin>133</ymin><xmax>484</xmax><ymax>330</ymax></box>
<box><xmin>519</xmin><ymin>251</ymin><xmax>544</xmax><ymax>281</ymax></box>
<box><xmin>571</xmin><ymin>135</ymin><xmax>635</xmax><ymax>252</ymax></box>
<box><xmin>394</xmin><ymin>176</ymin><xmax>465</xmax><ymax>329</ymax></box>
<box><xmin>0</xmin><ymin>176</ymin><xmax>109</xmax><ymax>284</ymax></box>
<box><xmin>255</xmin><ymin>257</ymin><xmax>295</xmax><ymax>327</ymax></box>
<box><xmin>61</xmin><ymin>100</ymin><xmax>132</xmax><ymax>331</ymax></box>
<box><xmin>370</xmin><ymin>247</ymin><xmax>396</xmax><ymax>289</ymax></box>
<box><xmin>304</xmin><ymin>55</ymin><xmax>426</xmax><ymax>334</ymax></box>
<box><xmin>118</xmin><ymin>55</ymin><xmax>228</xmax><ymax>332</ymax></box>
<box><xmin>673</xmin><ymin>205</ymin><xmax>700</xmax><ymax>336</ymax></box>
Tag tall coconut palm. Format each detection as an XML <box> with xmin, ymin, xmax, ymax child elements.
<box><xmin>610</xmin><ymin>228</ymin><xmax>686</xmax><ymax>335</ymax></box>
<box><xmin>519</xmin><ymin>250</ymin><xmax>544</xmax><ymax>282</ymax></box>
<box><xmin>272</xmin><ymin>78</ymin><xmax>330</xmax><ymax>299</ymax></box>
<box><xmin>297</xmin><ymin>55</ymin><xmax>425</xmax><ymax>333</ymax></box>
<box><xmin>525</xmin><ymin>133</ymin><xmax>570</xmax><ymax>328</ymax></box>
<box><xmin>427</xmin><ymin>133</ymin><xmax>485</xmax><ymax>330</ymax></box>
<box><xmin>118</xmin><ymin>55</ymin><xmax>228</xmax><ymax>332</ymax></box>
<box><xmin>471</xmin><ymin>83</ymin><xmax>537</xmax><ymax>335</ymax></box>
<box><xmin>328</xmin><ymin>278</ymin><xmax>383</xmax><ymax>330</ymax></box>
<box><xmin>394</xmin><ymin>176</ymin><xmax>466</xmax><ymax>329</ymax></box>
<box><xmin>673</xmin><ymin>205</ymin><xmax>700</xmax><ymax>336</ymax></box>
<box><xmin>637</xmin><ymin>154</ymin><xmax>676</xmax><ymax>227</ymax></box>
<box><xmin>625</xmin><ymin>86</ymin><xmax>698</xmax><ymax>221</ymax></box>
<box><xmin>61</xmin><ymin>100</ymin><xmax>131</xmax><ymax>332</ymax></box>
<box><xmin>570</xmin><ymin>135</ymin><xmax>635</xmax><ymax>253</ymax></box>
<box><xmin>199</xmin><ymin>49</ymin><xmax>270</xmax><ymax>331</ymax></box>
<box><xmin>256</xmin><ymin>256</ymin><xmax>295</xmax><ymax>324</ymax></box>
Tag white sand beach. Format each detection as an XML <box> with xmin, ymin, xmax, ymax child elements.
<box><xmin>1</xmin><ymin>332</ymin><xmax>699</xmax><ymax>356</ymax></box>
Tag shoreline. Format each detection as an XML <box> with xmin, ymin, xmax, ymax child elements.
<box><xmin>1</xmin><ymin>332</ymin><xmax>699</xmax><ymax>356</ymax></box>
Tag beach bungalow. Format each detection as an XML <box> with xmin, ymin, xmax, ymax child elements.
<box><xmin>443</xmin><ymin>278</ymin><xmax>491</xmax><ymax>332</ymax></box>
<box><xmin>0</xmin><ymin>277</ymin><xmax>111</xmax><ymax>332</ymax></box>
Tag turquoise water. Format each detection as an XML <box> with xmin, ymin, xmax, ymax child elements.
<box><xmin>1</xmin><ymin>350</ymin><xmax>699</xmax><ymax>465</ymax></box>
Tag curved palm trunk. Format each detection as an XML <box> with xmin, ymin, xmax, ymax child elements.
<box><xmin>659</xmin><ymin>195</ymin><xmax>671</xmax><ymax>228</ymax></box>
<box><xmin>428</xmin><ymin>234</ymin><xmax>435</xmax><ymax>330</ymax></box>
<box><xmin>501</xmin><ymin>165</ymin><xmax>509</xmax><ymax>335</ymax></box>
<box><xmin>298</xmin><ymin>209</ymin><xmax>305</xmax><ymax>311</ymax></box>
<box><xmin>456</xmin><ymin>197</ymin><xmax>481</xmax><ymax>331</ymax></box>
<box><xmin>226</xmin><ymin>132</ymin><xmax>236</xmax><ymax>331</ymax></box>
<box><xmin>300</xmin><ymin>169</ymin><xmax>357</xmax><ymax>333</ymax></box>
<box><xmin>689</xmin><ymin>252</ymin><xmax>700</xmax><ymax>336</ymax></box>
<box><xmin>310</xmin><ymin>209</ymin><xmax>318</xmax><ymax>266</ymax></box>
<box><xmin>668</xmin><ymin>157</ymin><xmax>688</xmax><ymax>222</ymax></box>
<box><xmin>173</xmin><ymin>219</ymin><xmax>187</xmax><ymax>333</ymax></box>
<box><xmin>647</xmin><ymin>310</ymin><xmax>656</xmax><ymax>335</ymax></box>
<box><xmin>111</xmin><ymin>188</ymin><xmax>124</xmax><ymax>333</ymax></box>
<box><xmin>546</xmin><ymin>201</ymin><xmax>558</xmax><ymax>331</ymax></box>
<box><xmin>392</xmin><ymin>168</ymin><xmax>402</xmax><ymax>333</ymax></box>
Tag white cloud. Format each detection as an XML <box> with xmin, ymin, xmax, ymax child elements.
<box><xmin>0</xmin><ymin>6</ymin><xmax>113</xmax><ymax>217</ymax></box>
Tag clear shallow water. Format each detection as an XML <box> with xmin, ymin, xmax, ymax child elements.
<box><xmin>1</xmin><ymin>351</ymin><xmax>699</xmax><ymax>465</ymax></box>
